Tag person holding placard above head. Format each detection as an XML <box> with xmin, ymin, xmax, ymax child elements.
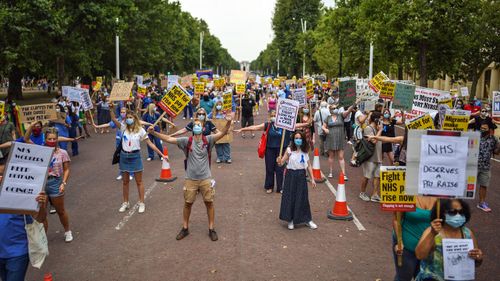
<box><xmin>358</xmin><ymin>112</ymin><xmax>383</xmax><ymax>202</ymax></box>
<box><xmin>277</xmin><ymin>131</ymin><xmax>317</xmax><ymax>230</ymax></box>
<box><xmin>322</xmin><ymin>103</ymin><xmax>356</xmax><ymax>181</ymax></box>
<box><xmin>109</xmin><ymin>103</ymin><xmax>166</xmax><ymax>214</ymax></box>
<box><xmin>240</xmin><ymin>91</ymin><xmax>256</xmax><ymax>139</ymax></box>
<box><xmin>212</xmin><ymin>101</ymin><xmax>233</xmax><ymax>163</ymax></box>
<box><xmin>170</xmin><ymin>108</ymin><xmax>219</xmax><ymax>137</ymax></box>
<box><xmin>415</xmin><ymin>199</ymin><xmax>483</xmax><ymax>281</ymax></box>
<box><xmin>475</xmin><ymin>122</ymin><xmax>499</xmax><ymax>212</ymax></box>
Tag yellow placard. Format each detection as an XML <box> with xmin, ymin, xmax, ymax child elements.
<box><xmin>406</xmin><ymin>113</ymin><xmax>435</xmax><ymax>130</ymax></box>
<box><xmin>236</xmin><ymin>83</ymin><xmax>245</xmax><ymax>94</ymax></box>
<box><xmin>230</xmin><ymin>70</ymin><xmax>247</xmax><ymax>84</ymax></box>
<box><xmin>380</xmin><ymin>167</ymin><xmax>416</xmax><ymax>212</ymax></box>
<box><xmin>158</xmin><ymin>85</ymin><xmax>191</xmax><ymax>118</ymax></box>
<box><xmin>194</xmin><ymin>82</ymin><xmax>205</xmax><ymax>95</ymax></box>
<box><xmin>273</xmin><ymin>79</ymin><xmax>280</xmax><ymax>87</ymax></box>
<box><xmin>438</xmin><ymin>98</ymin><xmax>453</xmax><ymax>109</ymax></box>
<box><xmin>192</xmin><ymin>76</ymin><xmax>198</xmax><ymax>86</ymax></box>
<box><xmin>306</xmin><ymin>79</ymin><xmax>313</xmax><ymax>99</ymax></box>
<box><xmin>137</xmin><ymin>85</ymin><xmax>147</xmax><ymax>97</ymax></box>
<box><xmin>442</xmin><ymin>115</ymin><xmax>469</xmax><ymax>132</ymax></box>
<box><xmin>369</xmin><ymin>71</ymin><xmax>389</xmax><ymax>93</ymax></box>
<box><xmin>96</xmin><ymin>76</ymin><xmax>103</xmax><ymax>83</ymax></box>
<box><xmin>0</xmin><ymin>101</ymin><xmax>5</xmax><ymax>117</ymax></box>
<box><xmin>379</xmin><ymin>81</ymin><xmax>395</xmax><ymax>100</ymax></box>
<box><xmin>222</xmin><ymin>92</ymin><xmax>232</xmax><ymax>111</ymax></box>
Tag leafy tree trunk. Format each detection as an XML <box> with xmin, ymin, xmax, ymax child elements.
<box><xmin>7</xmin><ymin>66</ymin><xmax>23</xmax><ymax>100</ymax></box>
<box><xmin>57</xmin><ymin>55</ymin><xmax>65</xmax><ymax>90</ymax></box>
<box><xmin>418</xmin><ymin>41</ymin><xmax>428</xmax><ymax>87</ymax></box>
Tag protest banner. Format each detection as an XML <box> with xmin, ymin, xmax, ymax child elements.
<box><xmin>393</xmin><ymin>82</ymin><xmax>416</xmax><ymax>111</ymax></box>
<box><xmin>380</xmin><ymin>166</ymin><xmax>416</xmax><ymax>212</ymax></box>
<box><xmin>196</xmin><ymin>69</ymin><xmax>213</xmax><ymax>80</ymax></box>
<box><xmin>109</xmin><ymin>82</ymin><xmax>134</xmax><ymax>101</ymax></box>
<box><xmin>442</xmin><ymin>109</ymin><xmax>470</xmax><ymax>132</ymax></box>
<box><xmin>339</xmin><ymin>79</ymin><xmax>356</xmax><ymax>107</ymax></box>
<box><xmin>306</xmin><ymin>79</ymin><xmax>314</xmax><ymax>99</ymax></box>
<box><xmin>222</xmin><ymin>92</ymin><xmax>232</xmax><ymax>111</ymax></box>
<box><xmin>0</xmin><ymin>142</ymin><xmax>54</xmax><ymax>213</ymax></box>
<box><xmin>158</xmin><ymin>84</ymin><xmax>192</xmax><ymax>118</ymax></box>
<box><xmin>405</xmin><ymin>130</ymin><xmax>479</xmax><ymax>199</ymax></box>
<box><xmin>236</xmin><ymin>83</ymin><xmax>245</xmax><ymax>94</ymax></box>
<box><xmin>62</xmin><ymin>86</ymin><xmax>85</xmax><ymax>102</ymax></box>
<box><xmin>442</xmin><ymin>239</ymin><xmax>475</xmax><ymax>280</ymax></box>
<box><xmin>212</xmin><ymin>119</ymin><xmax>233</xmax><ymax>144</ymax></box>
<box><xmin>179</xmin><ymin>75</ymin><xmax>192</xmax><ymax>88</ymax></box>
<box><xmin>460</xmin><ymin>87</ymin><xmax>469</xmax><ymax>97</ymax></box>
<box><xmin>167</xmin><ymin>75</ymin><xmax>179</xmax><ymax>89</ymax></box>
<box><xmin>293</xmin><ymin>88</ymin><xmax>307</xmax><ymax>107</ymax></box>
<box><xmin>379</xmin><ymin>81</ymin><xmax>396</xmax><ymax>100</ymax></box>
<box><xmin>194</xmin><ymin>82</ymin><xmax>205</xmax><ymax>95</ymax></box>
<box><xmin>230</xmin><ymin>70</ymin><xmax>247</xmax><ymax>84</ymax></box>
<box><xmin>0</xmin><ymin>101</ymin><xmax>4</xmax><ymax>116</ymax></box>
<box><xmin>79</xmin><ymin>89</ymin><xmax>93</xmax><ymax>111</ymax></box>
<box><xmin>19</xmin><ymin>103</ymin><xmax>57</xmax><ymax>123</ymax></box>
<box><xmin>406</xmin><ymin>113</ymin><xmax>435</xmax><ymax>130</ymax></box>
<box><xmin>493</xmin><ymin>91</ymin><xmax>500</xmax><ymax>117</ymax></box>
<box><xmin>356</xmin><ymin>79</ymin><xmax>370</xmax><ymax>95</ymax></box>
<box><xmin>408</xmin><ymin>87</ymin><xmax>449</xmax><ymax>118</ymax></box>
<box><xmin>368</xmin><ymin>71</ymin><xmax>389</xmax><ymax>93</ymax></box>
<box><xmin>142</xmin><ymin>73</ymin><xmax>151</xmax><ymax>86</ymax></box>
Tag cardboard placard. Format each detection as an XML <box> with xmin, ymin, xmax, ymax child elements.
<box><xmin>109</xmin><ymin>82</ymin><xmax>134</xmax><ymax>101</ymax></box>
<box><xmin>181</xmin><ymin>75</ymin><xmax>193</xmax><ymax>88</ymax></box>
<box><xmin>158</xmin><ymin>84</ymin><xmax>192</xmax><ymax>118</ymax></box>
<box><xmin>380</xmin><ymin>166</ymin><xmax>416</xmax><ymax>212</ymax></box>
<box><xmin>339</xmin><ymin>79</ymin><xmax>356</xmax><ymax>107</ymax></box>
<box><xmin>19</xmin><ymin>103</ymin><xmax>57</xmax><ymax>123</ymax></box>
<box><xmin>194</xmin><ymin>82</ymin><xmax>205</xmax><ymax>95</ymax></box>
<box><xmin>406</xmin><ymin>113</ymin><xmax>435</xmax><ymax>130</ymax></box>
<box><xmin>306</xmin><ymin>79</ymin><xmax>314</xmax><ymax>99</ymax></box>
<box><xmin>442</xmin><ymin>109</ymin><xmax>470</xmax><ymax>132</ymax></box>
<box><xmin>368</xmin><ymin>71</ymin><xmax>389</xmax><ymax>93</ymax></box>
<box><xmin>222</xmin><ymin>92</ymin><xmax>232</xmax><ymax>111</ymax></box>
<box><xmin>379</xmin><ymin>81</ymin><xmax>396</xmax><ymax>100</ymax></box>
<box><xmin>236</xmin><ymin>83</ymin><xmax>245</xmax><ymax>95</ymax></box>
<box><xmin>275</xmin><ymin>98</ymin><xmax>299</xmax><ymax>131</ymax></box>
<box><xmin>0</xmin><ymin>142</ymin><xmax>54</xmax><ymax>213</ymax></box>
<box><xmin>230</xmin><ymin>70</ymin><xmax>247</xmax><ymax>84</ymax></box>
<box><xmin>293</xmin><ymin>88</ymin><xmax>307</xmax><ymax>107</ymax></box>
<box><xmin>393</xmin><ymin>82</ymin><xmax>416</xmax><ymax>111</ymax></box>
<box><xmin>212</xmin><ymin>119</ymin><xmax>233</xmax><ymax>144</ymax></box>
<box><xmin>492</xmin><ymin>91</ymin><xmax>500</xmax><ymax>117</ymax></box>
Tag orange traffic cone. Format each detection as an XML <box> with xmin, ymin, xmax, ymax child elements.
<box><xmin>156</xmin><ymin>147</ymin><xmax>177</xmax><ymax>182</ymax></box>
<box><xmin>44</xmin><ymin>273</ymin><xmax>53</xmax><ymax>281</ymax></box>
<box><xmin>312</xmin><ymin>148</ymin><xmax>325</xmax><ymax>183</ymax></box>
<box><xmin>327</xmin><ymin>172</ymin><xmax>353</xmax><ymax>221</ymax></box>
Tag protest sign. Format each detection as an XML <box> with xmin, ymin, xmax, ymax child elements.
<box><xmin>230</xmin><ymin>70</ymin><xmax>247</xmax><ymax>84</ymax></box>
<box><xmin>214</xmin><ymin>78</ymin><xmax>224</xmax><ymax>88</ymax></box>
<box><xmin>493</xmin><ymin>91</ymin><xmax>500</xmax><ymax>117</ymax></box>
<box><xmin>196</xmin><ymin>69</ymin><xmax>213</xmax><ymax>80</ymax></box>
<box><xmin>0</xmin><ymin>142</ymin><xmax>53</xmax><ymax>213</ymax></box>
<box><xmin>379</xmin><ymin>81</ymin><xmax>396</xmax><ymax>100</ymax></box>
<box><xmin>368</xmin><ymin>71</ymin><xmax>389</xmax><ymax>93</ymax></box>
<box><xmin>194</xmin><ymin>82</ymin><xmax>205</xmax><ymax>95</ymax></box>
<box><xmin>136</xmin><ymin>75</ymin><xmax>143</xmax><ymax>86</ymax></box>
<box><xmin>275</xmin><ymin>98</ymin><xmax>299</xmax><ymax>131</ymax></box>
<box><xmin>167</xmin><ymin>75</ymin><xmax>179</xmax><ymax>89</ymax></box>
<box><xmin>236</xmin><ymin>83</ymin><xmax>245</xmax><ymax>95</ymax></box>
<box><xmin>460</xmin><ymin>87</ymin><xmax>469</xmax><ymax>97</ymax></box>
<box><xmin>306</xmin><ymin>79</ymin><xmax>313</xmax><ymax>99</ymax></box>
<box><xmin>158</xmin><ymin>84</ymin><xmax>192</xmax><ymax>118</ymax></box>
<box><xmin>442</xmin><ymin>109</ymin><xmax>470</xmax><ymax>132</ymax></box>
<box><xmin>109</xmin><ymin>82</ymin><xmax>134</xmax><ymax>101</ymax></box>
<box><xmin>406</xmin><ymin>113</ymin><xmax>435</xmax><ymax>130</ymax></box>
<box><xmin>359</xmin><ymin>100</ymin><xmax>376</xmax><ymax>112</ymax></box>
<box><xmin>212</xmin><ymin>119</ymin><xmax>233</xmax><ymax>144</ymax></box>
<box><xmin>62</xmin><ymin>86</ymin><xmax>85</xmax><ymax>102</ymax></box>
<box><xmin>180</xmin><ymin>75</ymin><xmax>193</xmax><ymax>88</ymax></box>
<box><xmin>79</xmin><ymin>89</ymin><xmax>93</xmax><ymax>110</ymax></box>
<box><xmin>93</xmin><ymin>77</ymin><xmax>102</xmax><ymax>91</ymax></box>
<box><xmin>438</xmin><ymin>96</ymin><xmax>453</xmax><ymax>109</ymax></box>
<box><xmin>19</xmin><ymin>103</ymin><xmax>57</xmax><ymax>123</ymax></box>
<box><xmin>393</xmin><ymin>82</ymin><xmax>416</xmax><ymax>111</ymax></box>
<box><xmin>222</xmin><ymin>92</ymin><xmax>233</xmax><ymax>111</ymax></box>
<box><xmin>339</xmin><ymin>79</ymin><xmax>356</xmax><ymax>107</ymax></box>
<box><xmin>322</xmin><ymin>82</ymin><xmax>329</xmax><ymax>89</ymax></box>
<box><xmin>160</xmin><ymin>79</ymin><xmax>168</xmax><ymax>88</ymax></box>
<box><xmin>410</xmin><ymin>87</ymin><xmax>448</xmax><ymax>118</ymax></box>
<box><xmin>137</xmin><ymin>85</ymin><xmax>147</xmax><ymax>98</ymax></box>
<box><xmin>293</xmin><ymin>88</ymin><xmax>307</xmax><ymax>107</ymax></box>
<box><xmin>142</xmin><ymin>73</ymin><xmax>151</xmax><ymax>86</ymax></box>
<box><xmin>442</xmin><ymin>239</ymin><xmax>475</xmax><ymax>280</ymax></box>
<box><xmin>285</xmin><ymin>79</ymin><xmax>295</xmax><ymax>86</ymax></box>
<box><xmin>273</xmin><ymin>79</ymin><xmax>280</xmax><ymax>87</ymax></box>
<box><xmin>191</xmin><ymin>76</ymin><xmax>198</xmax><ymax>86</ymax></box>
<box><xmin>380</xmin><ymin>166</ymin><xmax>416</xmax><ymax>212</ymax></box>
<box><xmin>0</xmin><ymin>101</ymin><xmax>5</xmax><ymax>116</ymax></box>
<box><xmin>356</xmin><ymin>79</ymin><xmax>370</xmax><ymax>95</ymax></box>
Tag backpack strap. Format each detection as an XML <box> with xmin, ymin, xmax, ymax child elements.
<box><xmin>202</xmin><ymin>135</ymin><xmax>211</xmax><ymax>168</ymax></box>
<box><xmin>184</xmin><ymin>136</ymin><xmax>194</xmax><ymax>170</ymax></box>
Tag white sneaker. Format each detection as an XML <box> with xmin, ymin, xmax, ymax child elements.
<box><xmin>287</xmin><ymin>221</ymin><xmax>294</xmax><ymax>230</ymax></box>
<box><xmin>64</xmin><ymin>231</ymin><xmax>73</xmax><ymax>243</ymax></box>
<box><xmin>216</xmin><ymin>159</ymin><xmax>221</xmax><ymax>163</ymax></box>
<box><xmin>146</xmin><ymin>157</ymin><xmax>152</xmax><ymax>161</ymax></box>
<box><xmin>306</xmin><ymin>221</ymin><xmax>318</xmax><ymax>230</ymax></box>
<box><xmin>116</xmin><ymin>175</ymin><xmax>123</xmax><ymax>181</ymax></box>
<box><xmin>119</xmin><ymin>202</ymin><xmax>130</xmax><ymax>213</ymax></box>
<box><xmin>138</xmin><ymin>202</ymin><xmax>145</xmax><ymax>213</ymax></box>
<box><xmin>328</xmin><ymin>173</ymin><xmax>333</xmax><ymax>178</ymax></box>
<box><xmin>359</xmin><ymin>192</ymin><xmax>370</xmax><ymax>202</ymax></box>
<box><xmin>160</xmin><ymin>157</ymin><xmax>164</xmax><ymax>161</ymax></box>
<box><xmin>347</xmin><ymin>140</ymin><xmax>353</xmax><ymax>145</ymax></box>
<box><xmin>183</xmin><ymin>117</ymin><xmax>186</xmax><ymax>120</ymax></box>
<box><xmin>129</xmin><ymin>175</ymin><xmax>133</xmax><ymax>181</ymax></box>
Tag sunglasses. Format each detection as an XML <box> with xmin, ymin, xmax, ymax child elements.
<box><xmin>481</xmin><ymin>110</ymin><xmax>488</xmax><ymax>113</ymax></box>
<box><xmin>447</xmin><ymin>209</ymin><xmax>464</xmax><ymax>216</ymax></box>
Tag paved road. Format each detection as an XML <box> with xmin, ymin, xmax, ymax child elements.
<box><xmin>26</xmin><ymin>110</ymin><xmax>499</xmax><ymax>281</ymax></box>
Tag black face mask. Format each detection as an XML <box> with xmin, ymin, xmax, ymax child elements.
<box><xmin>203</xmin><ymin>96</ymin><xmax>209</xmax><ymax>101</ymax></box>
<box><xmin>481</xmin><ymin>130</ymin><xmax>489</xmax><ymax>137</ymax></box>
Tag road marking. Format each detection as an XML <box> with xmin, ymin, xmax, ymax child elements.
<box><xmin>321</xmin><ymin>172</ymin><xmax>366</xmax><ymax>231</ymax></box>
<box><xmin>115</xmin><ymin>181</ymin><xmax>159</xmax><ymax>230</ymax></box>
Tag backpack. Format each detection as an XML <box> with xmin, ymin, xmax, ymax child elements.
<box><xmin>184</xmin><ymin>135</ymin><xmax>211</xmax><ymax>170</ymax></box>
<box><xmin>354</xmin><ymin>127</ymin><xmax>376</xmax><ymax>165</ymax></box>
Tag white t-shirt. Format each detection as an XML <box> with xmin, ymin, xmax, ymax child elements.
<box><xmin>286</xmin><ymin>147</ymin><xmax>309</xmax><ymax>170</ymax></box>
<box><xmin>338</xmin><ymin>107</ymin><xmax>352</xmax><ymax>123</ymax></box>
<box><xmin>121</xmin><ymin>125</ymin><xmax>147</xmax><ymax>152</ymax></box>
<box><xmin>354</xmin><ymin>110</ymin><xmax>365</xmax><ymax>127</ymax></box>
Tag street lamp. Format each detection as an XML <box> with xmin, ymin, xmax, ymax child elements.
<box><xmin>300</xmin><ymin>18</ymin><xmax>307</xmax><ymax>78</ymax></box>
<box><xmin>115</xmin><ymin>18</ymin><xmax>120</xmax><ymax>80</ymax></box>
<box><xmin>199</xmin><ymin>31</ymin><xmax>204</xmax><ymax>70</ymax></box>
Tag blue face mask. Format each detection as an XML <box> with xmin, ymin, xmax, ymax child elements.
<box><xmin>384</xmin><ymin>113</ymin><xmax>391</xmax><ymax>119</ymax></box>
<box><xmin>294</xmin><ymin>138</ymin><xmax>303</xmax><ymax>147</ymax></box>
<box><xmin>193</xmin><ymin>125</ymin><xmax>202</xmax><ymax>135</ymax></box>
<box><xmin>303</xmin><ymin>109</ymin><xmax>309</xmax><ymax>114</ymax></box>
<box><xmin>126</xmin><ymin>118</ymin><xmax>134</xmax><ymax>125</ymax></box>
<box><xmin>198</xmin><ymin>114</ymin><xmax>206</xmax><ymax>121</ymax></box>
<box><xmin>445</xmin><ymin>213</ymin><xmax>466</xmax><ymax>228</ymax></box>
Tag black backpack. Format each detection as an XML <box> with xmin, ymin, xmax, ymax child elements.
<box><xmin>354</xmin><ymin>127</ymin><xmax>376</xmax><ymax>165</ymax></box>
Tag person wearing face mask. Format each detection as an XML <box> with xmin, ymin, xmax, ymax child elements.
<box><xmin>313</xmin><ymin>101</ymin><xmax>331</xmax><ymax>156</ymax></box>
<box><xmin>322</xmin><ymin>103</ymin><xmax>356</xmax><ymax>180</ymax></box>
<box><xmin>454</xmin><ymin>99</ymin><xmax>464</xmax><ymax>110</ymax></box>
<box><xmin>199</xmin><ymin>92</ymin><xmax>215</xmax><ymax>115</ymax></box>
<box><xmin>298</xmin><ymin>107</ymin><xmax>314</xmax><ymax>151</ymax></box>
<box><xmin>380</xmin><ymin>109</ymin><xmax>404</xmax><ymax>165</ymax></box>
<box><xmin>241</xmin><ymin>92</ymin><xmax>256</xmax><ymax>138</ymax></box>
<box><xmin>50</xmin><ymin>105</ymin><xmax>71</xmax><ymax>151</ymax></box>
<box><xmin>148</xmin><ymin>115</ymin><xmax>233</xmax><ymax>241</ymax></box>
<box><xmin>170</xmin><ymin>108</ymin><xmax>219</xmax><ymax>137</ymax></box>
<box><xmin>142</xmin><ymin>103</ymin><xmax>175</xmax><ymax>161</ymax></box>
<box><xmin>468</xmin><ymin>106</ymin><xmax>498</xmax><ymax>133</ymax></box>
<box><xmin>212</xmin><ymin>101</ymin><xmax>233</xmax><ymax>163</ymax></box>
<box><xmin>96</xmin><ymin>94</ymin><xmax>111</xmax><ymax>134</ymax></box>
<box><xmin>109</xmin><ymin>104</ymin><xmax>166</xmax><ymax>214</ymax></box>
<box><xmin>277</xmin><ymin>131</ymin><xmax>317</xmax><ymax>230</ymax></box>
<box><xmin>415</xmin><ymin>199</ymin><xmax>483</xmax><ymax>281</ymax></box>
<box><xmin>475</xmin><ymin>122</ymin><xmax>499</xmax><ymax>212</ymax></box>
<box><xmin>359</xmin><ymin>112</ymin><xmax>383</xmax><ymax>202</ymax></box>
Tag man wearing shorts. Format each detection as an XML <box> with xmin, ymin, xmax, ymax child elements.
<box><xmin>476</xmin><ymin>122</ymin><xmax>499</xmax><ymax>212</ymax></box>
<box><xmin>359</xmin><ymin>112</ymin><xmax>382</xmax><ymax>202</ymax></box>
<box><xmin>148</xmin><ymin>116</ymin><xmax>232</xmax><ymax>241</ymax></box>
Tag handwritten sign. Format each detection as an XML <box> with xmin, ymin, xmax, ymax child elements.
<box><xmin>356</xmin><ymin>79</ymin><xmax>370</xmax><ymax>95</ymax></box>
<box><xmin>222</xmin><ymin>92</ymin><xmax>232</xmax><ymax>111</ymax></box>
<box><xmin>142</xmin><ymin>73</ymin><xmax>151</xmax><ymax>86</ymax></box>
<box><xmin>443</xmin><ymin>239</ymin><xmax>475</xmax><ymax>280</ymax></box>
<box><xmin>109</xmin><ymin>82</ymin><xmax>134</xmax><ymax>101</ymax></box>
<box><xmin>368</xmin><ymin>71</ymin><xmax>389</xmax><ymax>93</ymax></box>
<box><xmin>167</xmin><ymin>75</ymin><xmax>179</xmax><ymax>89</ymax></box>
<box><xmin>212</xmin><ymin>119</ymin><xmax>233</xmax><ymax>144</ymax></box>
<box><xmin>19</xmin><ymin>103</ymin><xmax>57</xmax><ymax>123</ymax></box>
<box><xmin>79</xmin><ymin>89</ymin><xmax>93</xmax><ymax>110</ymax></box>
<box><xmin>393</xmin><ymin>82</ymin><xmax>416</xmax><ymax>111</ymax></box>
<box><xmin>275</xmin><ymin>98</ymin><xmax>299</xmax><ymax>131</ymax></box>
<box><xmin>406</xmin><ymin>113</ymin><xmax>435</xmax><ymax>130</ymax></box>
<box><xmin>410</xmin><ymin>87</ymin><xmax>449</xmax><ymax>118</ymax></box>
<box><xmin>493</xmin><ymin>91</ymin><xmax>500</xmax><ymax>117</ymax></box>
<box><xmin>235</xmin><ymin>83</ymin><xmax>245</xmax><ymax>95</ymax></box>
<box><xmin>460</xmin><ymin>87</ymin><xmax>469</xmax><ymax>97</ymax></box>
<box><xmin>380</xmin><ymin>166</ymin><xmax>416</xmax><ymax>212</ymax></box>
<box><xmin>0</xmin><ymin>142</ymin><xmax>53</xmax><ymax>213</ymax></box>
<box><xmin>158</xmin><ymin>84</ymin><xmax>192</xmax><ymax>118</ymax></box>
<box><xmin>442</xmin><ymin>109</ymin><xmax>470</xmax><ymax>132</ymax></box>
<box><xmin>62</xmin><ymin>86</ymin><xmax>85</xmax><ymax>102</ymax></box>
<box><xmin>194</xmin><ymin>82</ymin><xmax>205</xmax><ymax>95</ymax></box>
<box><xmin>379</xmin><ymin>81</ymin><xmax>396</xmax><ymax>100</ymax></box>
<box><xmin>293</xmin><ymin>88</ymin><xmax>307</xmax><ymax>107</ymax></box>
<box><xmin>230</xmin><ymin>70</ymin><xmax>247</xmax><ymax>84</ymax></box>
<box><xmin>339</xmin><ymin>79</ymin><xmax>356</xmax><ymax>107</ymax></box>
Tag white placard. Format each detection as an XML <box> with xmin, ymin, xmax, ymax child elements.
<box><xmin>167</xmin><ymin>75</ymin><xmax>179</xmax><ymax>89</ymax></box>
<box><xmin>460</xmin><ymin>87</ymin><xmax>469</xmax><ymax>97</ymax></box>
<box><xmin>292</xmin><ymin>88</ymin><xmax>307</xmax><ymax>107</ymax></box>
<box><xmin>418</xmin><ymin>135</ymin><xmax>468</xmax><ymax>197</ymax></box>
<box><xmin>356</xmin><ymin>79</ymin><xmax>369</xmax><ymax>95</ymax></box>
<box><xmin>493</xmin><ymin>91</ymin><xmax>500</xmax><ymax>118</ymax></box>
<box><xmin>80</xmin><ymin>88</ymin><xmax>93</xmax><ymax>110</ymax></box>
<box><xmin>136</xmin><ymin>75</ymin><xmax>143</xmax><ymax>86</ymax></box>
<box><xmin>62</xmin><ymin>86</ymin><xmax>85</xmax><ymax>102</ymax></box>
<box><xmin>0</xmin><ymin>142</ymin><xmax>54</xmax><ymax>212</ymax></box>
<box><xmin>443</xmin><ymin>239</ymin><xmax>475</xmax><ymax>280</ymax></box>
<box><xmin>275</xmin><ymin>98</ymin><xmax>299</xmax><ymax>131</ymax></box>
<box><xmin>410</xmin><ymin>87</ymin><xmax>449</xmax><ymax>118</ymax></box>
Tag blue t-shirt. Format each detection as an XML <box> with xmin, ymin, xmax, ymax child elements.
<box><xmin>142</xmin><ymin>112</ymin><xmax>161</xmax><ymax>132</ymax></box>
<box><xmin>265</xmin><ymin>122</ymin><xmax>291</xmax><ymax>148</ymax></box>
<box><xmin>0</xmin><ymin>214</ymin><xmax>32</xmax><ymax>258</ymax></box>
<box><xmin>142</xmin><ymin>97</ymin><xmax>153</xmax><ymax>109</ymax></box>
<box><xmin>199</xmin><ymin>99</ymin><xmax>215</xmax><ymax>114</ymax></box>
<box><xmin>109</xmin><ymin>119</ymin><xmax>125</xmax><ymax>139</ymax></box>
<box><xmin>16</xmin><ymin>133</ymin><xmax>45</xmax><ymax>145</ymax></box>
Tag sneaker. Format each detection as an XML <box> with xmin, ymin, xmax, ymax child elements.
<box><xmin>287</xmin><ymin>221</ymin><xmax>294</xmax><ymax>230</ymax></box>
<box><xmin>242</xmin><ymin>134</ymin><xmax>246</xmax><ymax>139</ymax></box>
<box><xmin>347</xmin><ymin>140</ymin><xmax>353</xmax><ymax>145</ymax></box>
<box><xmin>328</xmin><ymin>173</ymin><xmax>333</xmax><ymax>178</ymax></box>
<box><xmin>226</xmin><ymin>159</ymin><xmax>232</xmax><ymax>164</ymax></box>
<box><xmin>477</xmin><ymin>202</ymin><xmax>492</xmax><ymax>212</ymax></box>
<box><xmin>370</xmin><ymin>194</ymin><xmax>381</xmax><ymax>202</ymax></box>
<box><xmin>266</xmin><ymin>189</ymin><xmax>273</xmax><ymax>194</ymax></box>
<box><xmin>146</xmin><ymin>157</ymin><xmax>152</xmax><ymax>161</ymax></box>
<box><xmin>350</xmin><ymin>160</ymin><xmax>358</xmax><ymax>167</ymax></box>
<box><xmin>359</xmin><ymin>192</ymin><xmax>370</xmax><ymax>202</ymax></box>
<box><xmin>306</xmin><ymin>221</ymin><xmax>318</xmax><ymax>230</ymax></box>
<box><xmin>118</xmin><ymin>202</ymin><xmax>130</xmax><ymax>213</ymax></box>
<box><xmin>344</xmin><ymin>175</ymin><xmax>349</xmax><ymax>181</ymax></box>
<box><xmin>183</xmin><ymin>117</ymin><xmax>186</xmax><ymax>120</ymax></box>
<box><xmin>49</xmin><ymin>207</ymin><xmax>57</xmax><ymax>214</ymax></box>
<box><xmin>208</xmin><ymin>229</ymin><xmax>218</xmax><ymax>241</ymax></box>
<box><xmin>138</xmin><ymin>202</ymin><xmax>145</xmax><ymax>213</ymax></box>
<box><xmin>160</xmin><ymin>157</ymin><xmax>164</xmax><ymax>161</ymax></box>
<box><xmin>116</xmin><ymin>175</ymin><xmax>123</xmax><ymax>181</ymax></box>
<box><xmin>251</xmin><ymin>134</ymin><xmax>255</xmax><ymax>138</ymax></box>
<box><xmin>176</xmin><ymin>228</ymin><xmax>189</xmax><ymax>240</ymax></box>
<box><xmin>129</xmin><ymin>175</ymin><xmax>133</xmax><ymax>180</ymax></box>
<box><xmin>216</xmin><ymin>159</ymin><xmax>221</xmax><ymax>163</ymax></box>
<box><xmin>64</xmin><ymin>231</ymin><xmax>73</xmax><ymax>243</ymax></box>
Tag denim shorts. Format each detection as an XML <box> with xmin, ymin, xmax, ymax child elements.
<box><xmin>119</xmin><ymin>151</ymin><xmax>143</xmax><ymax>173</ymax></box>
<box><xmin>45</xmin><ymin>176</ymin><xmax>63</xmax><ymax>197</ymax></box>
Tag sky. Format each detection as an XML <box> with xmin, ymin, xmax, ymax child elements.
<box><xmin>177</xmin><ymin>0</ymin><xmax>335</xmax><ymax>63</ymax></box>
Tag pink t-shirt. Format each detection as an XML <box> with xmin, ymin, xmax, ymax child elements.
<box><xmin>48</xmin><ymin>149</ymin><xmax>70</xmax><ymax>177</ymax></box>
<box><xmin>268</xmin><ymin>98</ymin><xmax>277</xmax><ymax>110</ymax></box>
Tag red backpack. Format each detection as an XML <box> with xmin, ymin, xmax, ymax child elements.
<box><xmin>184</xmin><ymin>135</ymin><xmax>211</xmax><ymax>170</ymax></box>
